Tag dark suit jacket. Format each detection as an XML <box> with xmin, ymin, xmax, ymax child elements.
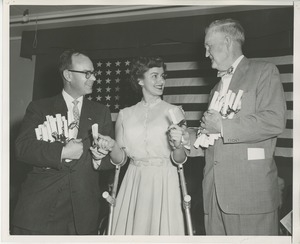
<box><xmin>13</xmin><ymin>93</ymin><xmax>114</xmax><ymax>234</ymax></box>
<box><xmin>190</xmin><ymin>57</ymin><xmax>286</xmax><ymax>215</ymax></box>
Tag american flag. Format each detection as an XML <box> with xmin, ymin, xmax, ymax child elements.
<box><xmin>87</xmin><ymin>54</ymin><xmax>293</xmax><ymax>161</ymax></box>
<box><xmin>86</xmin><ymin>58</ymin><xmax>139</xmax><ymax>122</ymax></box>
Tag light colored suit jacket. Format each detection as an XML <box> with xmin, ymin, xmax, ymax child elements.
<box><xmin>191</xmin><ymin>57</ymin><xmax>286</xmax><ymax>215</ymax></box>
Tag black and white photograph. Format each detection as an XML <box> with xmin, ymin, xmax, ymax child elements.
<box><xmin>2</xmin><ymin>0</ymin><xmax>300</xmax><ymax>243</ymax></box>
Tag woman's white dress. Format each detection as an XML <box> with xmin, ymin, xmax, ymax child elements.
<box><xmin>112</xmin><ymin>98</ymin><xmax>185</xmax><ymax>235</ymax></box>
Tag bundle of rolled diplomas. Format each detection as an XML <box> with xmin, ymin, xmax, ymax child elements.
<box><xmin>194</xmin><ymin>89</ymin><xmax>244</xmax><ymax>148</ymax></box>
<box><xmin>34</xmin><ymin>113</ymin><xmax>76</xmax><ymax>143</ymax></box>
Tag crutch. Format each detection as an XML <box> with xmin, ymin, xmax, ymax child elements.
<box><xmin>92</xmin><ymin>123</ymin><xmax>125</xmax><ymax>235</ymax></box>
<box><xmin>168</xmin><ymin>108</ymin><xmax>193</xmax><ymax>235</ymax></box>
<box><xmin>102</xmin><ymin>162</ymin><xmax>122</xmax><ymax>235</ymax></box>
<box><xmin>174</xmin><ymin>160</ymin><xmax>193</xmax><ymax>236</ymax></box>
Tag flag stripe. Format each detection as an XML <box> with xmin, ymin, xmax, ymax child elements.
<box><xmin>286</xmin><ymin>119</ymin><xmax>292</xmax><ymax>129</ymax></box>
<box><xmin>275</xmin><ymin>148</ymin><xmax>292</xmax><ymax>158</ymax></box>
<box><xmin>276</xmin><ymin>138</ymin><xmax>293</xmax><ymax>148</ymax></box>
<box><xmin>164</xmin><ymin>75</ymin><xmax>293</xmax><ymax>87</ymax></box>
<box><xmin>280</xmin><ymin>74</ymin><xmax>293</xmax><ymax>83</ymax></box>
<box><xmin>165</xmin><ymin>55</ymin><xmax>293</xmax><ymax>71</ymax></box>
<box><xmin>165</xmin><ymin>77</ymin><xmax>214</xmax><ymax>87</ymax></box>
<box><xmin>278</xmin><ymin>128</ymin><xmax>292</xmax><ymax>139</ymax></box>
<box><xmin>166</xmin><ymin>64</ymin><xmax>292</xmax><ymax>79</ymax></box>
<box><xmin>164</xmin><ymin>83</ymin><xmax>292</xmax><ymax>95</ymax></box>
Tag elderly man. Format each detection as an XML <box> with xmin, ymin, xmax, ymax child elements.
<box><xmin>12</xmin><ymin>49</ymin><xmax>114</xmax><ymax>235</ymax></box>
<box><xmin>192</xmin><ymin>19</ymin><xmax>286</xmax><ymax>235</ymax></box>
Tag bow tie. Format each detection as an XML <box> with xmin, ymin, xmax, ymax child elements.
<box><xmin>217</xmin><ymin>66</ymin><xmax>234</xmax><ymax>78</ymax></box>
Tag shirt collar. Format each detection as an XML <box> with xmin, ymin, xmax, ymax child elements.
<box><xmin>231</xmin><ymin>55</ymin><xmax>244</xmax><ymax>73</ymax></box>
<box><xmin>62</xmin><ymin>89</ymin><xmax>83</xmax><ymax>109</ymax></box>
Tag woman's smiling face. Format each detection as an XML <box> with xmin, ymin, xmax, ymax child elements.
<box><xmin>139</xmin><ymin>67</ymin><xmax>166</xmax><ymax>97</ymax></box>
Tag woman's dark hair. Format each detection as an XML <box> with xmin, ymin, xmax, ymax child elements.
<box><xmin>129</xmin><ymin>56</ymin><xmax>166</xmax><ymax>94</ymax></box>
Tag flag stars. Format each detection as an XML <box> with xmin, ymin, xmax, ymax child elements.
<box><xmin>97</xmin><ymin>70</ymin><xmax>102</xmax><ymax>75</ymax></box>
<box><xmin>116</xmin><ymin>69</ymin><xmax>121</xmax><ymax>75</ymax></box>
<box><xmin>125</xmin><ymin>60</ymin><xmax>130</xmax><ymax>66</ymax></box>
<box><xmin>115</xmin><ymin>86</ymin><xmax>120</xmax><ymax>92</ymax></box>
<box><xmin>106</xmin><ymin>104</ymin><xmax>110</xmax><ymax>108</ymax></box>
<box><xmin>97</xmin><ymin>61</ymin><xmax>102</xmax><ymax>67</ymax></box>
<box><xmin>106</xmin><ymin>87</ymin><xmax>111</xmax><ymax>92</ymax></box>
<box><xmin>106</xmin><ymin>78</ymin><xmax>111</xmax><ymax>84</ymax></box>
<box><xmin>115</xmin><ymin>78</ymin><xmax>120</xmax><ymax>83</ymax></box>
<box><xmin>115</xmin><ymin>61</ymin><xmax>121</xmax><ymax>66</ymax></box>
<box><xmin>105</xmin><ymin>95</ymin><xmax>111</xmax><ymax>101</ymax></box>
<box><xmin>97</xmin><ymin>87</ymin><xmax>102</xmax><ymax>93</ymax></box>
<box><xmin>96</xmin><ymin>95</ymin><xmax>102</xmax><ymax>101</ymax></box>
<box><xmin>106</xmin><ymin>70</ymin><xmax>112</xmax><ymax>76</ymax></box>
<box><xmin>115</xmin><ymin>95</ymin><xmax>120</xmax><ymax>100</ymax></box>
<box><xmin>97</xmin><ymin>79</ymin><xmax>102</xmax><ymax>84</ymax></box>
<box><xmin>115</xmin><ymin>104</ymin><xmax>120</xmax><ymax>110</ymax></box>
<box><xmin>125</xmin><ymin>69</ymin><xmax>130</xmax><ymax>74</ymax></box>
<box><xmin>87</xmin><ymin>96</ymin><xmax>92</xmax><ymax>100</ymax></box>
<box><xmin>106</xmin><ymin>61</ymin><xmax>111</xmax><ymax>67</ymax></box>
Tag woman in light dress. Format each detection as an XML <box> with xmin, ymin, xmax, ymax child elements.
<box><xmin>92</xmin><ymin>57</ymin><xmax>188</xmax><ymax>235</ymax></box>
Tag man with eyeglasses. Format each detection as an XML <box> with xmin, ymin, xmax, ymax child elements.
<box><xmin>12</xmin><ymin>49</ymin><xmax>114</xmax><ymax>235</ymax></box>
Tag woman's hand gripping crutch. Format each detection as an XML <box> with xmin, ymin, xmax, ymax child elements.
<box><xmin>90</xmin><ymin>124</ymin><xmax>127</xmax><ymax>235</ymax></box>
<box><xmin>168</xmin><ymin>108</ymin><xmax>193</xmax><ymax>235</ymax></box>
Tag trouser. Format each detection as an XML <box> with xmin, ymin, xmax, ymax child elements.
<box><xmin>204</xmin><ymin>183</ymin><xmax>278</xmax><ymax>235</ymax></box>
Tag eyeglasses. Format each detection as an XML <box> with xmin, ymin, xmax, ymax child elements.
<box><xmin>68</xmin><ymin>70</ymin><xmax>97</xmax><ymax>79</ymax></box>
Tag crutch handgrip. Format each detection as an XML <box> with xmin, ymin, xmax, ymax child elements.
<box><xmin>183</xmin><ymin>195</ymin><xmax>191</xmax><ymax>209</ymax></box>
<box><xmin>102</xmin><ymin>191</ymin><xmax>115</xmax><ymax>206</ymax></box>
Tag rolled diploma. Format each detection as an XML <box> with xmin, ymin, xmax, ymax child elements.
<box><xmin>168</xmin><ymin>107</ymin><xmax>185</xmax><ymax>125</ymax></box>
<box><xmin>232</xmin><ymin>90</ymin><xmax>244</xmax><ymax>111</ymax></box>
<box><xmin>38</xmin><ymin>124</ymin><xmax>43</xmax><ymax>136</ymax></box>
<box><xmin>92</xmin><ymin>123</ymin><xmax>99</xmax><ymax>141</ymax></box>
<box><xmin>227</xmin><ymin>112</ymin><xmax>235</xmax><ymax>119</ymax></box>
<box><xmin>56</xmin><ymin>114</ymin><xmax>63</xmax><ymax>135</ymax></box>
<box><xmin>208</xmin><ymin>134</ymin><xmax>216</xmax><ymax>145</ymax></box>
<box><xmin>208</xmin><ymin>91</ymin><xmax>219</xmax><ymax>110</ymax></box>
<box><xmin>44</xmin><ymin>121</ymin><xmax>54</xmax><ymax>142</ymax></box>
<box><xmin>35</xmin><ymin>127</ymin><xmax>42</xmax><ymax>140</ymax></box>
<box><xmin>194</xmin><ymin>134</ymin><xmax>203</xmax><ymax>148</ymax></box>
<box><xmin>41</xmin><ymin>124</ymin><xmax>49</xmax><ymax>142</ymax></box>
<box><xmin>210</xmin><ymin>133</ymin><xmax>220</xmax><ymax>144</ymax></box>
<box><xmin>62</xmin><ymin>116</ymin><xmax>69</xmax><ymax>138</ymax></box>
<box><xmin>228</xmin><ymin>92</ymin><xmax>236</xmax><ymax>109</ymax></box>
<box><xmin>222</xmin><ymin>90</ymin><xmax>232</xmax><ymax>115</ymax></box>
<box><xmin>217</xmin><ymin>96</ymin><xmax>224</xmax><ymax>112</ymax></box>
<box><xmin>194</xmin><ymin>133</ymin><xmax>207</xmax><ymax>148</ymax></box>
<box><xmin>48</xmin><ymin>116</ymin><xmax>58</xmax><ymax>135</ymax></box>
<box><xmin>202</xmin><ymin>135</ymin><xmax>210</xmax><ymax>148</ymax></box>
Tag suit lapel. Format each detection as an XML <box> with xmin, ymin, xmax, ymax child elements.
<box><xmin>52</xmin><ymin>93</ymin><xmax>68</xmax><ymax>118</ymax></box>
<box><xmin>229</xmin><ymin>57</ymin><xmax>250</xmax><ymax>92</ymax></box>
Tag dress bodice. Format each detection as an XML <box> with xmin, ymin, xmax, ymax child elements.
<box><xmin>117</xmin><ymin>99</ymin><xmax>176</xmax><ymax>160</ymax></box>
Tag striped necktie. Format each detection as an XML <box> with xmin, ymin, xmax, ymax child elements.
<box><xmin>72</xmin><ymin>99</ymin><xmax>80</xmax><ymax>128</ymax></box>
